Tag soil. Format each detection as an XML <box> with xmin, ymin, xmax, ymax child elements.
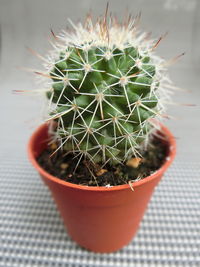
<box><xmin>37</xmin><ymin>136</ymin><xmax>168</xmax><ymax>187</ymax></box>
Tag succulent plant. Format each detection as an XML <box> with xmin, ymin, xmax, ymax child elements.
<box><xmin>40</xmin><ymin>12</ymin><xmax>173</xmax><ymax>167</ymax></box>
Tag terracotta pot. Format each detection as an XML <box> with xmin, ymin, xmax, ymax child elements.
<box><xmin>28</xmin><ymin>123</ymin><xmax>176</xmax><ymax>253</ymax></box>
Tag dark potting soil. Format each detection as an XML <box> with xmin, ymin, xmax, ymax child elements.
<box><xmin>37</xmin><ymin>137</ymin><xmax>168</xmax><ymax>187</ymax></box>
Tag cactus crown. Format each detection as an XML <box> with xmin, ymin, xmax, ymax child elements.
<box><xmin>42</xmin><ymin>13</ymin><xmax>171</xmax><ymax>166</ymax></box>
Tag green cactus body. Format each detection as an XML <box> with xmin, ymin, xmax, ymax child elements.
<box><xmin>44</xmin><ymin>16</ymin><xmax>168</xmax><ymax>165</ymax></box>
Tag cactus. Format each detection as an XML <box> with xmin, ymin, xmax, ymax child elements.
<box><xmin>42</xmin><ymin>13</ymin><xmax>171</xmax><ymax>167</ymax></box>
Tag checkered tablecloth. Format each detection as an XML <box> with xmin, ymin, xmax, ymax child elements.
<box><xmin>1</xmin><ymin>155</ymin><xmax>199</xmax><ymax>267</ymax></box>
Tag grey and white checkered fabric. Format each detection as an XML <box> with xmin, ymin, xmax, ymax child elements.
<box><xmin>0</xmin><ymin>156</ymin><xmax>199</xmax><ymax>267</ymax></box>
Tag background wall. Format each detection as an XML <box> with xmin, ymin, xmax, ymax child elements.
<box><xmin>0</xmin><ymin>0</ymin><xmax>199</xmax><ymax>159</ymax></box>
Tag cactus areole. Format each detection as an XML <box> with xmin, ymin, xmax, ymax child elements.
<box><xmin>41</xmin><ymin>14</ymin><xmax>172</xmax><ymax>172</ymax></box>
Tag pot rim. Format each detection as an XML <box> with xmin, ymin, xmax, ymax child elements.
<box><xmin>28</xmin><ymin>122</ymin><xmax>176</xmax><ymax>192</ymax></box>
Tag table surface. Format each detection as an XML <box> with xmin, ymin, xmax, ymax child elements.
<box><xmin>0</xmin><ymin>0</ymin><xmax>200</xmax><ymax>266</ymax></box>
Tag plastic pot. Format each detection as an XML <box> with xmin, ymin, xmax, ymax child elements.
<box><xmin>28</xmin><ymin>123</ymin><xmax>176</xmax><ymax>253</ymax></box>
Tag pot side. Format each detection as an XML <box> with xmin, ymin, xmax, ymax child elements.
<box><xmin>28</xmin><ymin>123</ymin><xmax>176</xmax><ymax>253</ymax></box>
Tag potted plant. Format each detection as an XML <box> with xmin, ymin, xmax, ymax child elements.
<box><xmin>27</xmin><ymin>11</ymin><xmax>177</xmax><ymax>253</ymax></box>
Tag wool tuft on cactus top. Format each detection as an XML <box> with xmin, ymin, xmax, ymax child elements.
<box><xmin>43</xmin><ymin>14</ymin><xmax>171</xmax><ymax>165</ymax></box>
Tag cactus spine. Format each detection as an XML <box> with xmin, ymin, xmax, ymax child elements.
<box><xmin>42</xmin><ymin>14</ymin><xmax>170</xmax><ymax>166</ymax></box>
